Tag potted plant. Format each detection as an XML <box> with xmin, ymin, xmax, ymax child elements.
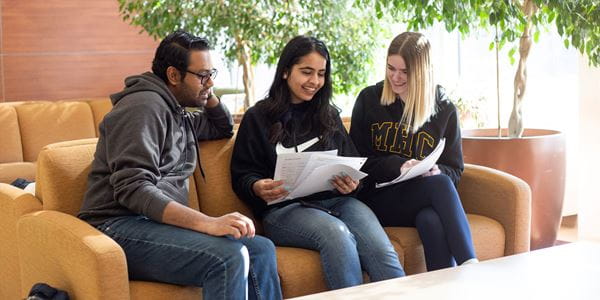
<box><xmin>360</xmin><ymin>0</ymin><xmax>599</xmax><ymax>249</ymax></box>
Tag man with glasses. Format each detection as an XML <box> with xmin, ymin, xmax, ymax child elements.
<box><xmin>78</xmin><ymin>30</ymin><xmax>282</xmax><ymax>300</ymax></box>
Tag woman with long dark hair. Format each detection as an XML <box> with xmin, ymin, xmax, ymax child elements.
<box><xmin>350</xmin><ymin>32</ymin><xmax>478</xmax><ymax>271</ymax></box>
<box><xmin>231</xmin><ymin>35</ymin><xmax>405</xmax><ymax>290</ymax></box>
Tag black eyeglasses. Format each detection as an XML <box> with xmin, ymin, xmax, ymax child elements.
<box><xmin>186</xmin><ymin>68</ymin><xmax>218</xmax><ymax>85</ymax></box>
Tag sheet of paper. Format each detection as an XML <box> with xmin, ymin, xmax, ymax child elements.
<box><xmin>274</xmin><ymin>150</ymin><xmax>336</xmax><ymax>188</ymax></box>
<box><xmin>269</xmin><ymin>150</ymin><xmax>367</xmax><ymax>205</ymax></box>
<box><xmin>287</xmin><ymin>164</ymin><xmax>368</xmax><ymax>199</ymax></box>
<box><xmin>295</xmin><ymin>154</ymin><xmax>365</xmax><ymax>188</ymax></box>
<box><xmin>375</xmin><ymin>138</ymin><xmax>446</xmax><ymax>188</ymax></box>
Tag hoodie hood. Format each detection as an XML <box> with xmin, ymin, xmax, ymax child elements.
<box><xmin>110</xmin><ymin>72</ymin><xmax>182</xmax><ymax>114</ymax></box>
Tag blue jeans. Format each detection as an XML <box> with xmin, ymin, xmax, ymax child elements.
<box><xmin>96</xmin><ymin>216</ymin><xmax>282</xmax><ymax>300</ymax></box>
<box><xmin>361</xmin><ymin>174</ymin><xmax>477</xmax><ymax>270</ymax></box>
<box><xmin>262</xmin><ymin>196</ymin><xmax>405</xmax><ymax>290</ymax></box>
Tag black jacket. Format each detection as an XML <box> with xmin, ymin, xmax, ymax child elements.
<box><xmin>350</xmin><ymin>81</ymin><xmax>463</xmax><ymax>194</ymax></box>
<box><xmin>231</xmin><ymin>101</ymin><xmax>359</xmax><ymax>218</ymax></box>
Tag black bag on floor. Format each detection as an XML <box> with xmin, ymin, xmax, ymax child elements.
<box><xmin>26</xmin><ymin>283</ymin><xmax>70</xmax><ymax>300</ymax></box>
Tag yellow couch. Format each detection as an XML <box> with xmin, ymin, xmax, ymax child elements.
<box><xmin>0</xmin><ymin>99</ymin><xmax>112</xmax><ymax>183</ymax></box>
<box><xmin>1</xmin><ymin>99</ymin><xmax>531</xmax><ymax>299</ymax></box>
<box><xmin>0</xmin><ymin>99</ymin><xmax>111</xmax><ymax>300</ymax></box>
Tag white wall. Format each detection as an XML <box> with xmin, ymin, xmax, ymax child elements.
<box><xmin>577</xmin><ymin>56</ymin><xmax>600</xmax><ymax>242</ymax></box>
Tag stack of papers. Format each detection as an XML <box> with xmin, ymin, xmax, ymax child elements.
<box><xmin>271</xmin><ymin>150</ymin><xmax>368</xmax><ymax>205</ymax></box>
<box><xmin>375</xmin><ymin>138</ymin><xmax>446</xmax><ymax>188</ymax></box>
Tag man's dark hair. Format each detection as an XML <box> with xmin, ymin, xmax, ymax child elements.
<box><xmin>152</xmin><ymin>30</ymin><xmax>211</xmax><ymax>83</ymax></box>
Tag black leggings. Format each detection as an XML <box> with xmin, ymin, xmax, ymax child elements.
<box><xmin>361</xmin><ymin>174</ymin><xmax>476</xmax><ymax>270</ymax></box>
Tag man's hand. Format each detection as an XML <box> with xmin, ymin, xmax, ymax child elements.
<box><xmin>331</xmin><ymin>174</ymin><xmax>359</xmax><ymax>194</ymax></box>
<box><xmin>253</xmin><ymin>179</ymin><xmax>288</xmax><ymax>203</ymax></box>
<box><xmin>205</xmin><ymin>88</ymin><xmax>220</xmax><ymax>108</ymax></box>
<box><xmin>162</xmin><ymin>201</ymin><xmax>254</xmax><ymax>239</ymax></box>
<box><xmin>421</xmin><ymin>164</ymin><xmax>441</xmax><ymax>177</ymax></box>
<box><xmin>203</xmin><ymin>212</ymin><xmax>256</xmax><ymax>239</ymax></box>
<box><xmin>400</xmin><ymin>159</ymin><xmax>419</xmax><ymax>175</ymax></box>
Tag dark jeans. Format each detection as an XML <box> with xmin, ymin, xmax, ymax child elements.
<box><xmin>97</xmin><ymin>216</ymin><xmax>282</xmax><ymax>300</ymax></box>
<box><xmin>361</xmin><ymin>174</ymin><xmax>477</xmax><ymax>270</ymax></box>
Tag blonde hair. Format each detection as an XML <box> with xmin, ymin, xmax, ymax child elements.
<box><xmin>381</xmin><ymin>32</ymin><xmax>435</xmax><ymax>133</ymax></box>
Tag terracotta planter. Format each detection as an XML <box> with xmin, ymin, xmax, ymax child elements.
<box><xmin>462</xmin><ymin>128</ymin><xmax>566</xmax><ymax>250</ymax></box>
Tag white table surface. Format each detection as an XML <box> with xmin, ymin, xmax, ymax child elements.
<box><xmin>290</xmin><ymin>242</ymin><xmax>600</xmax><ymax>300</ymax></box>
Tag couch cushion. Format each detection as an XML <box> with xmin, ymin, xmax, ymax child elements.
<box><xmin>384</xmin><ymin>227</ymin><xmax>426</xmax><ymax>274</ymax></box>
<box><xmin>275</xmin><ymin>247</ymin><xmax>327</xmax><ymax>298</ymax></box>
<box><xmin>0</xmin><ymin>105</ymin><xmax>24</xmax><ymax>163</ymax></box>
<box><xmin>384</xmin><ymin>213</ymin><xmax>505</xmax><ymax>275</ymax></box>
<box><xmin>196</xmin><ymin>135</ymin><xmax>257</xmax><ymax>225</ymax></box>
<box><xmin>188</xmin><ymin>167</ymin><xmax>200</xmax><ymax>211</ymax></box>
<box><xmin>86</xmin><ymin>98</ymin><xmax>113</xmax><ymax>137</ymax></box>
<box><xmin>16</xmin><ymin>101</ymin><xmax>97</xmax><ymax>162</ymax></box>
<box><xmin>468</xmin><ymin>214</ymin><xmax>505</xmax><ymax>260</ymax></box>
<box><xmin>0</xmin><ymin>162</ymin><xmax>36</xmax><ymax>183</ymax></box>
<box><xmin>129</xmin><ymin>281</ymin><xmax>201</xmax><ymax>300</ymax></box>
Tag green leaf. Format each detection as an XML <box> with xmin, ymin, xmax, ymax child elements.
<box><xmin>508</xmin><ymin>47</ymin><xmax>516</xmax><ymax>61</ymax></box>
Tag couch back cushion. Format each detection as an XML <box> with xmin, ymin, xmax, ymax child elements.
<box><xmin>16</xmin><ymin>101</ymin><xmax>97</xmax><ymax>162</ymax></box>
<box><xmin>0</xmin><ymin>105</ymin><xmax>24</xmax><ymax>163</ymax></box>
<box><xmin>187</xmin><ymin>167</ymin><xmax>201</xmax><ymax>211</ymax></box>
<box><xmin>196</xmin><ymin>135</ymin><xmax>256</xmax><ymax>223</ymax></box>
<box><xmin>86</xmin><ymin>98</ymin><xmax>113</xmax><ymax>137</ymax></box>
<box><xmin>36</xmin><ymin>138</ymin><xmax>200</xmax><ymax>216</ymax></box>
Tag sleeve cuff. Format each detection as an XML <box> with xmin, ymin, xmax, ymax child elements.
<box><xmin>143</xmin><ymin>192</ymin><xmax>173</xmax><ymax>222</ymax></box>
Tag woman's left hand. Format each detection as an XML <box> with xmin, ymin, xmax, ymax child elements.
<box><xmin>331</xmin><ymin>174</ymin><xmax>359</xmax><ymax>194</ymax></box>
<box><xmin>421</xmin><ymin>164</ymin><xmax>441</xmax><ymax>177</ymax></box>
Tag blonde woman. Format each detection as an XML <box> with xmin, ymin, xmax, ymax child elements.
<box><xmin>350</xmin><ymin>32</ymin><xmax>478</xmax><ymax>271</ymax></box>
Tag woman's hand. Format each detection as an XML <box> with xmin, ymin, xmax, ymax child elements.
<box><xmin>400</xmin><ymin>159</ymin><xmax>419</xmax><ymax>175</ymax></box>
<box><xmin>252</xmin><ymin>179</ymin><xmax>289</xmax><ymax>203</ymax></box>
<box><xmin>421</xmin><ymin>164</ymin><xmax>441</xmax><ymax>177</ymax></box>
<box><xmin>331</xmin><ymin>174</ymin><xmax>359</xmax><ymax>194</ymax></box>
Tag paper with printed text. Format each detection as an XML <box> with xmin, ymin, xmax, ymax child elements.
<box><xmin>270</xmin><ymin>151</ymin><xmax>367</xmax><ymax>205</ymax></box>
<box><xmin>375</xmin><ymin>138</ymin><xmax>446</xmax><ymax>188</ymax></box>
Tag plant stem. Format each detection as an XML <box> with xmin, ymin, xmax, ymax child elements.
<box><xmin>508</xmin><ymin>0</ymin><xmax>536</xmax><ymax>138</ymax></box>
<box><xmin>496</xmin><ymin>24</ymin><xmax>501</xmax><ymax>138</ymax></box>
<box><xmin>234</xmin><ymin>34</ymin><xmax>255</xmax><ymax>110</ymax></box>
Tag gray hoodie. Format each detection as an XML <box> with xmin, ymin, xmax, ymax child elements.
<box><xmin>78</xmin><ymin>72</ymin><xmax>233</xmax><ymax>226</ymax></box>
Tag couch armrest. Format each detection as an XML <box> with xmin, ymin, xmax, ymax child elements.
<box><xmin>18</xmin><ymin>211</ymin><xmax>130</xmax><ymax>300</ymax></box>
<box><xmin>0</xmin><ymin>183</ymin><xmax>42</xmax><ymax>300</ymax></box>
<box><xmin>458</xmin><ymin>164</ymin><xmax>531</xmax><ymax>255</ymax></box>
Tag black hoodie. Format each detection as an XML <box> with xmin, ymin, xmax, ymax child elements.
<box><xmin>78</xmin><ymin>72</ymin><xmax>233</xmax><ymax>226</ymax></box>
<box><xmin>350</xmin><ymin>82</ymin><xmax>463</xmax><ymax>194</ymax></box>
<box><xmin>230</xmin><ymin>101</ymin><xmax>359</xmax><ymax>218</ymax></box>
